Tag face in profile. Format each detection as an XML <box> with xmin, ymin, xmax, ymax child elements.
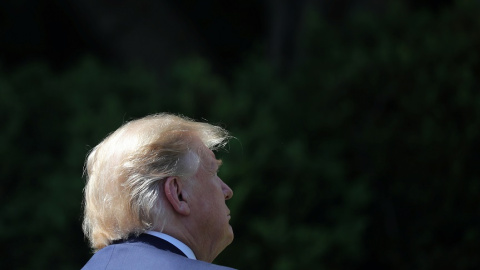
<box><xmin>186</xmin><ymin>139</ymin><xmax>234</xmax><ymax>260</ymax></box>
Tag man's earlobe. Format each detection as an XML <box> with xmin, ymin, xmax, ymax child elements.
<box><xmin>164</xmin><ymin>177</ymin><xmax>190</xmax><ymax>216</ymax></box>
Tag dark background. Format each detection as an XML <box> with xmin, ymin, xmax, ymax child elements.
<box><xmin>1</xmin><ymin>0</ymin><xmax>479</xmax><ymax>269</ymax></box>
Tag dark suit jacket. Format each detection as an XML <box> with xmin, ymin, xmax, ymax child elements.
<box><xmin>82</xmin><ymin>234</ymin><xmax>236</xmax><ymax>270</ymax></box>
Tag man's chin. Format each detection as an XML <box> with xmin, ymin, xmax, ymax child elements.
<box><xmin>226</xmin><ymin>226</ymin><xmax>234</xmax><ymax>244</ymax></box>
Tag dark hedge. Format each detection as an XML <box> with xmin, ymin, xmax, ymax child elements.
<box><xmin>0</xmin><ymin>1</ymin><xmax>479</xmax><ymax>269</ymax></box>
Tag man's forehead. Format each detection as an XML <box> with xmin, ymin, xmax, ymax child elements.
<box><xmin>192</xmin><ymin>136</ymin><xmax>221</xmax><ymax>167</ymax></box>
<box><xmin>206</xmin><ymin>148</ymin><xmax>216</xmax><ymax>158</ymax></box>
<box><xmin>207</xmin><ymin>151</ymin><xmax>222</xmax><ymax>167</ymax></box>
<box><xmin>203</xmin><ymin>145</ymin><xmax>217</xmax><ymax>159</ymax></box>
<box><xmin>201</xmin><ymin>149</ymin><xmax>222</xmax><ymax>170</ymax></box>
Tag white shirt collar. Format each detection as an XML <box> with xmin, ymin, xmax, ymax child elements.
<box><xmin>145</xmin><ymin>231</ymin><xmax>197</xmax><ymax>260</ymax></box>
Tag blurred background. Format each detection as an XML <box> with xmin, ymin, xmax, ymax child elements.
<box><xmin>1</xmin><ymin>0</ymin><xmax>479</xmax><ymax>269</ymax></box>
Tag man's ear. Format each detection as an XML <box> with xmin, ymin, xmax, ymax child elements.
<box><xmin>164</xmin><ymin>176</ymin><xmax>190</xmax><ymax>216</ymax></box>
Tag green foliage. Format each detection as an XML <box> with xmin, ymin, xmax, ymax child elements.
<box><xmin>0</xmin><ymin>58</ymin><xmax>161</xmax><ymax>269</ymax></box>
<box><xmin>1</xmin><ymin>0</ymin><xmax>479</xmax><ymax>269</ymax></box>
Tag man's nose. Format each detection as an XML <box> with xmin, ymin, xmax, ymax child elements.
<box><xmin>222</xmin><ymin>181</ymin><xmax>233</xmax><ymax>200</ymax></box>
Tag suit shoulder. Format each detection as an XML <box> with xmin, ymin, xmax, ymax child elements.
<box><xmin>82</xmin><ymin>242</ymin><xmax>236</xmax><ymax>270</ymax></box>
<box><xmin>82</xmin><ymin>245</ymin><xmax>116</xmax><ymax>270</ymax></box>
<box><xmin>179</xmin><ymin>258</ymin><xmax>237</xmax><ymax>270</ymax></box>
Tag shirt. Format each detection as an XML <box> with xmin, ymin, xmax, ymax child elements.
<box><xmin>145</xmin><ymin>231</ymin><xmax>197</xmax><ymax>260</ymax></box>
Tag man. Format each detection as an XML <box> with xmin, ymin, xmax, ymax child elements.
<box><xmin>82</xmin><ymin>113</ymin><xmax>236</xmax><ymax>269</ymax></box>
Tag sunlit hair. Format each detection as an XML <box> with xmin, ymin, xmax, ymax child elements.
<box><xmin>82</xmin><ymin>113</ymin><xmax>229</xmax><ymax>251</ymax></box>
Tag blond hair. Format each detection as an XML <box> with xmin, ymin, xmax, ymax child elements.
<box><xmin>82</xmin><ymin>113</ymin><xmax>229</xmax><ymax>250</ymax></box>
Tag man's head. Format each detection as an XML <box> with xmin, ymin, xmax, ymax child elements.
<box><xmin>83</xmin><ymin>113</ymin><xmax>234</xmax><ymax>261</ymax></box>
